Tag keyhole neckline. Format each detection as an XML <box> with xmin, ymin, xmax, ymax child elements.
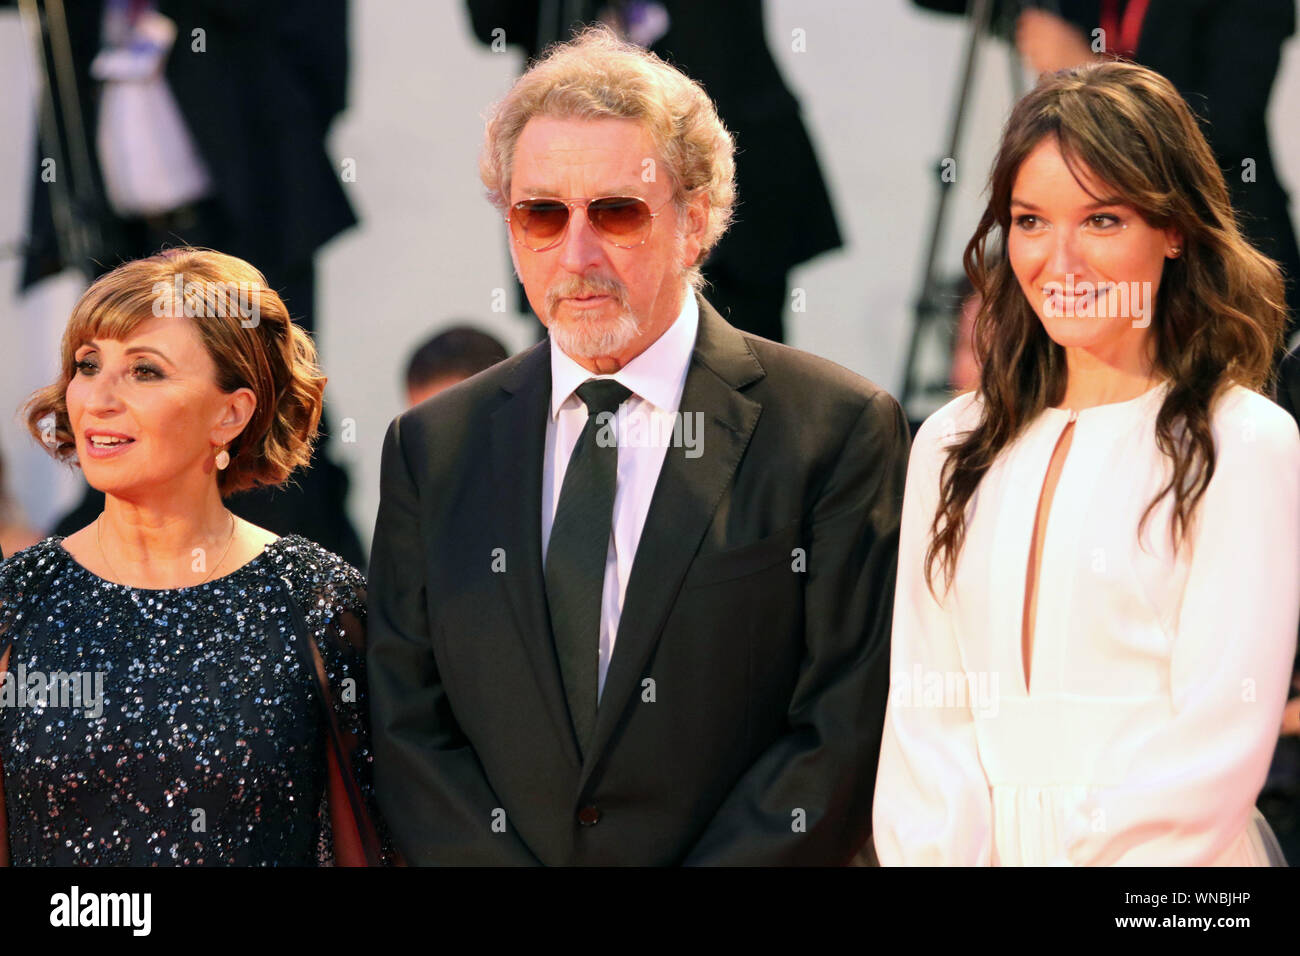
<box><xmin>1043</xmin><ymin>377</ymin><xmax>1170</xmax><ymax>422</ymax></box>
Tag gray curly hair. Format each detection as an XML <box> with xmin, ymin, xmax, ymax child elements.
<box><xmin>480</xmin><ymin>25</ymin><xmax>736</xmax><ymax>290</ymax></box>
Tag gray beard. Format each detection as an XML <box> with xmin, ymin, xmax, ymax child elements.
<box><xmin>548</xmin><ymin>308</ymin><xmax>642</xmax><ymax>359</ymax></box>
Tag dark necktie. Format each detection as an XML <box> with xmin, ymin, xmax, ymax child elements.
<box><xmin>545</xmin><ymin>378</ymin><xmax>633</xmax><ymax>754</ymax></box>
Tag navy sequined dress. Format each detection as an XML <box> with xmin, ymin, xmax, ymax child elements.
<box><xmin>0</xmin><ymin>534</ymin><xmax>389</xmax><ymax>866</ymax></box>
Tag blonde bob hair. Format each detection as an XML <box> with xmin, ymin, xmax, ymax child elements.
<box><xmin>23</xmin><ymin>247</ymin><xmax>326</xmax><ymax>497</ymax></box>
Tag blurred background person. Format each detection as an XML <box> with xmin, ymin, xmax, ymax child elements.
<box><xmin>4</xmin><ymin>0</ymin><xmax>364</xmax><ymax>566</ymax></box>
<box><xmin>465</xmin><ymin>0</ymin><xmax>842</xmax><ymax>343</ymax></box>
<box><xmin>404</xmin><ymin>324</ymin><xmax>509</xmax><ymax>407</ymax></box>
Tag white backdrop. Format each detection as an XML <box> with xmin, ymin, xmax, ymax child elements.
<box><xmin>2</xmin><ymin>0</ymin><xmax>1298</xmax><ymax>556</ymax></box>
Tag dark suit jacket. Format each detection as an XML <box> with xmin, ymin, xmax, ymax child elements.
<box><xmin>367</xmin><ymin>296</ymin><xmax>909</xmax><ymax>864</ymax></box>
<box><xmin>8</xmin><ymin>0</ymin><xmax>355</xmax><ymax>287</ymax></box>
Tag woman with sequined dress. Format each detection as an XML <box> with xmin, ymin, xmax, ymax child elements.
<box><xmin>0</xmin><ymin>249</ymin><xmax>390</xmax><ymax>866</ymax></box>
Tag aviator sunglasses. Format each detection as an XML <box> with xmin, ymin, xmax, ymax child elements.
<box><xmin>506</xmin><ymin>195</ymin><xmax>670</xmax><ymax>252</ymax></box>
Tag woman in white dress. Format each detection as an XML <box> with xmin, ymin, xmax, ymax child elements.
<box><xmin>873</xmin><ymin>61</ymin><xmax>1300</xmax><ymax>866</ymax></box>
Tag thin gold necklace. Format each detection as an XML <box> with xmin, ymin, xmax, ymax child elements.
<box><xmin>96</xmin><ymin>511</ymin><xmax>238</xmax><ymax>588</ymax></box>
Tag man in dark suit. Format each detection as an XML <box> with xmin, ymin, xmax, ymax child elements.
<box><xmin>367</xmin><ymin>26</ymin><xmax>908</xmax><ymax>865</ymax></box>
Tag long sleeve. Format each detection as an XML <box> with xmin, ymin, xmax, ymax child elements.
<box><xmin>872</xmin><ymin>397</ymin><xmax>995</xmax><ymax>865</ymax></box>
<box><xmin>682</xmin><ymin>390</ymin><xmax>910</xmax><ymax>865</ymax></box>
<box><xmin>366</xmin><ymin>415</ymin><xmax>540</xmax><ymax>864</ymax></box>
<box><xmin>303</xmin><ymin>581</ymin><xmax>396</xmax><ymax>867</ymax></box>
<box><xmin>1064</xmin><ymin>396</ymin><xmax>1300</xmax><ymax>865</ymax></box>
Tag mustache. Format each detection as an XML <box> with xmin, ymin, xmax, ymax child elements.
<box><xmin>545</xmin><ymin>274</ymin><xmax>629</xmax><ymax>317</ymax></box>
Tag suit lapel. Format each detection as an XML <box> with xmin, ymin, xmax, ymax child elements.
<box><xmin>579</xmin><ymin>297</ymin><xmax>765</xmax><ymax>789</ymax></box>
<box><xmin>489</xmin><ymin>342</ymin><xmax>582</xmax><ymax>768</ymax></box>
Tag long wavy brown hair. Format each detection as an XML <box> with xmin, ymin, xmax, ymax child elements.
<box><xmin>925</xmin><ymin>60</ymin><xmax>1287</xmax><ymax>598</ymax></box>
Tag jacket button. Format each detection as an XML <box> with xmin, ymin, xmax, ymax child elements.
<box><xmin>577</xmin><ymin>805</ymin><xmax>601</xmax><ymax>826</ymax></box>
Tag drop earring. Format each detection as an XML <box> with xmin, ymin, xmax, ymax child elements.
<box><xmin>215</xmin><ymin>447</ymin><xmax>230</xmax><ymax>470</ymax></box>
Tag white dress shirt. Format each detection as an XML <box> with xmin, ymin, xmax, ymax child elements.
<box><xmin>542</xmin><ymin>286</ymin><xmax>699</xmax><ymax>700</ymax></box>
<box><xmin>872</xmin><ymin>380</ymin><xmax>1300</xmax><ymax>865</ymax></box>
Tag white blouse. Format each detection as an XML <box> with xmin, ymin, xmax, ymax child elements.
<box><xmin>873</xmin><ymin>380</ymin><xmax>1300</xmax><ymax>865</ymax></box>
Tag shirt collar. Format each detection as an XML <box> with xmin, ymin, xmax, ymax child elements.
<box><xmin>549</xmin><ymin>285</ymin><xmax>699</xmax><ymax>420</ymax></box>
